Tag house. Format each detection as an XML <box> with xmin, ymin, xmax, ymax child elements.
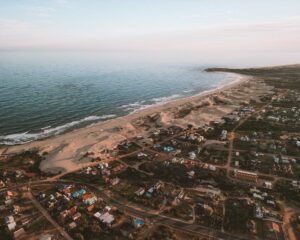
<box><xmin>104</xmin><ymin>205</ymin><xmax>112</xmax><ymax>212</ymax></box>
<box><xmin>60</xmin><ymin>210</ymin><xmax>69</xmax><ymax>219</ymax></box>
<box><xmin>5</xmin><ymin>215</ymin><xmax>15</xmax><ymax>224</ymax></box>
<box><xmin>86</xmin><ymin>196</ymin><xmax>97</xmax><ymax>205</ymax></box>
<box><xmin>282</xmin><ymin>158</ymin><xmax>290</xmax><ymax>164</ymax></box>
<box><xmin>264</xmin><ymin>181</ymin><xmax>273</xmax><ymax>189</ymax></box>
<box><xmin>62</xmin><ymin>188</ymin><xmax>71</xmax><ymax>197</ymax></box>
<box><xmin>154</xmin><ymin>144</ymin><xmax>161</xmax><ymax>149</ymax></box>
<box><xmin>99</xmin><ymin>212</ymin><xmax>114</xmax><ymax>225</ymax></box>
<box><xmin>49</xmin><ymin>194</ymin><xmax>56</xmax><ymax>201</ymax></box>
<box><xmin>203</xmin><ymin>204</ymin><xmax>214</xmax><ymax>215</ymax></box>
<box><xmin>55</xmin><ymin>192</ymin><xmax>62</xmax><ymax>198</ymax></box>
<box><xmin>154</xmin><ymin>182</ymin><xmax>162</xmax><ymax>190</ymax></box>
<box><xmin>110</xmin><ymin>177</ymin><xmax>120</xmax><ymax>186</ymax></box>
<box><xmin>224</xmin><ymin>114</ymin><xmax>240</xmax><ymax>123</ymax></box>
<box><xmin>94</xmin><ymin>211</ymin><xmax>114</xmax><ymax>225</ymax></box>
<box><xmin>69</xmin><ymin>222</ymin><xmax>77</xmax><ymax>229</ymax></box>
<box><xmin>94</xmin><ymin>212</ymin><xmax>101</xmax><ymax>219</ymax></box>
<box><xmin>267</xmin><ymin>116</ymin><xmax>280</xmax><ymax>122</ymax></box>
<box><xmin>13</xmin><ymin>205</ymin><xmax>21</xmax><ymax>214</ymax></box>
<box><xmin>86</xmin><ymin>167</ymin><xmax>92</xmax><ymax>174</ymax></box>
<box><xmin>39</xmin><ymin>234</ymin><xmax>52</xmax><ymax>240</ymax></box>
<box><xmin>178</xmin><ymin>190</ymin><xmax>184</xmax><ymax>199</ymax></box>
<box><xmin>133</xmin><ymin>218</ymin><xmax>145</xmax><ymax>228</ymax></box>
<box><xmin>266</xmin><ymin>200</ymin><xmax>276</xmax><ymax>207</ymax></box>
<box><xmin>188</xmin><ymin>151</ymin><xmax>196</xmax><ymax>160</ymax></box>
<box><xmin>163</xmin><ymin>146</ymin><xmax>175</xmax><ymax>153</ymax></box>
<box><xmin>137</xmin><ymin>152</ymin><xmax>148</xmax><ymax>158</ymax></box>
<box><xmin>94</xmin><ymin>212</ymin><xmax>102</xmax><ymax>219</ymax></box>
<box><xmin>255</xmin><ymin>204</ymin><xmax>264</xmax><ymax>219</ymax></box>
<box><xmin>7</xmin><ymin>222</ymin><xmax>16</xmax><ymax>231</ymax></box>
<box><xmin>220</xmin><ymin>130</ymin><xmax>228</xmax><ymax>140</ymax></box>
<box><xmin>14</xmin><ymin>228</ymin><xmax>26</xmax><ymax>239</ymax></box>
<box><xmin>208</xmin><ymin>165</ymin><xmax>216</xmax><ymax>171</ymax></box>
<box><xmin>71</xmin><ymin>189</ymin><xmax>86</xmax><ymax>199</ymax></box>
<box><xmin>253</xmin><ymin>193</ymin><xmax>264</xmax><ymax>201</ymax></box>
<box><xmin>234</xmin><ymin>169</ymin><xmax>258</xmax><ymax>182</ymax></box>
<box><xmin>135</xmin><ymin>188</ymin><xmax>145</xmax><ymax>196</ymax></box>
<box><xmin>7</xmin><ymin>191</ymin><xmax>14</xmax><ymax>198</ymax></box>
<box><xmin>87</xmin><ymin>205</ymin><xmax>94</xmax><ymax>212</ymax></box>
<box><xmin>146</xmin><ymin>187</ymin><xmax>154</xmax><ymax>198</ymax></box>
<box><xmin>72</xmin><ymin>212</ymin><xmax>82</xmax><ymax>221</ymax></box>
<box><xmin>69</xmin><ymin>206</ymin><xmax>77</xmax><ymax>216</ymax></box>
<box><xmin>0</xmin><ymin>180</ymin><xmax>5</xmax><ymax>188</ymax></box>
<box><xmin>273</xmin><ymin>156</ymin><xmax>280</xmax><ymax>164</ymax></box>
<box><xmin>197</xmin><ymin>135</ymin><xmax>206</xmax><ymax>142</ymax></box>
<box><xmin>272</xmin><ymin>222</ymin><xmax>280</xmax><ymax>232</ymax></box>
<box><xmin>82</xmin><ymin>193</ymin><xmax>91</xmax><ymax>201</ymax></box>
<box><xmin>187</xmin><ymin>170</ymin><xmax>195</xmax><ymax>178</ymax></box>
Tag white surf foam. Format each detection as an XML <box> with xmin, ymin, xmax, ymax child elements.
<box><xmin>119</xmin><ymin>94</ymin><xmax>183</xmax><ymax>113</ymax></box>
<box><xmin>151</xmin><ymin>94</ymin><xmax>182</xmax><ymax>104</ymax></box>
<box><xmin>0</xmin><ymin>114</ymin><xmax>116</xmax><ymax>145</ymax></box>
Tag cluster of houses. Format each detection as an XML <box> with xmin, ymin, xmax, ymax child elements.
<box><xmin>40</xmin><ymin>184</ymin><xmax>104</xmax><ymax>230</ymax></box>
<box><xmin>234</xmin><ymin>130</ymin><xmax>299</xmax><ymax>176</ymax></box>
<box><xmin>134</xmin><ymin>181</ymin><xmax>163</xmax><ymax>198</ymax></box>
<box><xmin>272</xmin><ymin>155</ymin><xmax>297</xmax><ymax>176</ymax></box>
<box><xmin>79</xmin><ymin>162</ymin><xmax>125</xmax><ymax>188</ymax></box>
<box><xmin>0</xmin><ymin>190</ymin><xmax>32</xmax><ymax>240</ymax></box>
<box><xmin>0</xmin><ymin>169</ymin><xmax>37</xmax><ymax>186</ymax></box>
<box><xmin>83</xmin><ymin>161</ymin><xmax>125</xmax><ymax>177</ymax></box>
<box><xmin>93</xmin><ymin>206</ymin><xmax>114</xmax><ymax>226</ymax></box>
<box><xmin>291</xmin><ymin>180</ymin><xmax>300</xmax><ymax>190</ymax></box>
<box><xmin>263</xmin><ymin>104</ymin><xmax>300</xmax><ymax>125</ymax></box>
<box><xmin>41</xmin><ymin>181</ymin><xmax>151</xmax><ymax>234</ymax></box>
<box><xmin>250</xmin><ymin>187</ymin><xmax>277</xmax><ymax>208</ymax></box>
<box><xmin>178</xmin><ymin>132</ymin><xmax>206</xmax><ymax>144</ymax></box>
<box><xmin>150</xmin><ymin>126</ymin><xmax>183</xmax><ymax>141</ymax></box>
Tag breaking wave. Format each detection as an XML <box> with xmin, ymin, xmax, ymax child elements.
<box><xmin>0</xmin><ymin>114</ymin><xmax>116</xmax><ymax>145</ymax></box>
<box><xmin>119</xmin><ymin>94</ymin><xmax>182</xmax><ymax>113</ymax></box>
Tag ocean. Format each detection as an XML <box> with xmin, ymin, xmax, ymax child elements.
<box><xmin>0</xmin><ymin>51</ymin><xmax>236</xmax><ymax>145</ymax></box>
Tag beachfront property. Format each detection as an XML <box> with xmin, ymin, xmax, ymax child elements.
<box><xmin>233</xmin><ymin>169</ymin><xmax>258</xmax><ymax>183</ymax></box>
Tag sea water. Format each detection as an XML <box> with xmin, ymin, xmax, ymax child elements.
<box><xmin>0</xmin><ymin>51</ymin><xmax>235</xmax><ymax>145</ymax></box>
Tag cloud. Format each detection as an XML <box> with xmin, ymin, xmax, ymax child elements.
<box><xmin>0</xmin><ymin>16</ymin><xmax>299</xmax><ymax>61</ymax></box>
<box><xmin>29</xmin><ymin>6</ymin><xmax>56</xmax><ymax>17</ymax></box>
<box><xmin>52</xmin><ymin>0</ymin><xmax>70</xmax><ymax>8</ymax></box>
<box><xmin>126</xmin><ymin>17</ymin><xmax>300</xmax><ymax>52</ymax></box>
<box><xmin>54</xmin><ymin>0</ymin><xmax>68</xmax><ymax>4</ymax></box>
<box><xmin>0</xmin><ymin>19</ymin><xmax>31</xmax><ymax>36</ymax></box>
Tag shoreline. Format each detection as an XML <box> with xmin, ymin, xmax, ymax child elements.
<box><xmin>0</xmin><ymin>72</ymin><xmax>243</xmax><ymax>147</ymax></box>
<box><xmin>1</xmin><ymin>72</ymin><xmax>270</xmax><ymax>173</ymax></box>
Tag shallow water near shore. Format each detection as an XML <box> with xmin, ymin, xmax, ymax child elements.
<box><xmin>0</xmin><ymin>51</ymin><xmax>236</xmax><ymax>145</ymax></box>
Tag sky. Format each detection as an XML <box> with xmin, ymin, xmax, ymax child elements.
<box><xmin>0</xmin><ymin>0</ymin><xmax>300</xmax><ymax>65</ymax></box>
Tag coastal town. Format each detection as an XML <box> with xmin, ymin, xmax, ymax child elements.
<box><xmin>1</xmin><ymin>65</ymin><xmax>300</xmax><ymax>240</ymax></box>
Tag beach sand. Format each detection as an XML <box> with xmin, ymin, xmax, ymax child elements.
<box><xmin>0</xmin><ymin>74</ymin><xmax>274</xmax><ymax>173</ymax></box>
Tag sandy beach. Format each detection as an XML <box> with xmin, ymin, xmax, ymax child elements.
<box><xmin>0</xmin><ymin>73</ymin><xmax>274</xmax><ymax>173</ymax></box>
